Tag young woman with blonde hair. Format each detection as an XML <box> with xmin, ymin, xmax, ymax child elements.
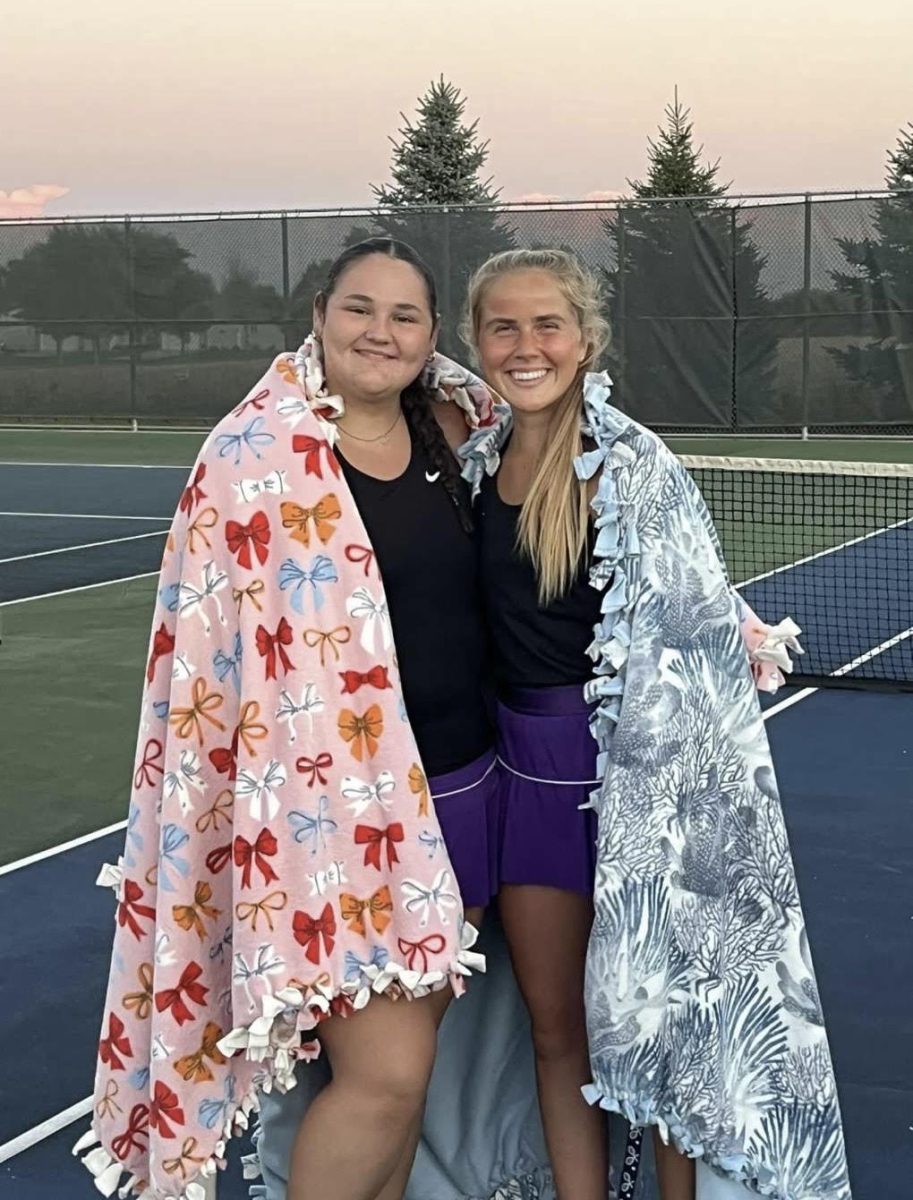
<box><xmin>465</xmin><ymin>248</ymin><xmax>851</xmax><ymax>1200</ymax></box>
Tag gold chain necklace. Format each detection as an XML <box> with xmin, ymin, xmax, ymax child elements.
<box><xmin>336</xmin><ymin>409</ymin><xmax>403</xmax><ymax>444</ymax></box>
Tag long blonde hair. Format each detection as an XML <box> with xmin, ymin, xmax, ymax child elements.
<box><xmin>462</xmin><ymin>249</ymin><xmax>610</xmax><ymax>604</ymax></box>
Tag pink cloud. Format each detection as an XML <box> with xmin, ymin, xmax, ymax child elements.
<box><xmin>0</xmin><ymin>184</ymin><xmax>70</xmax><ymax>218</ymax></box>
<box><xmin>510</xmin><ymin>192</ymin><xmax>565</xmax><ymax>204</ymax></box>
<box><xmin>583</xmin><ymin>189</ymin><xmax>626</xmax><ymax>202</ymax></box>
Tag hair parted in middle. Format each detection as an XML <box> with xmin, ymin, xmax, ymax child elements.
<box><xmin>462</xmin><ymin>248</ymin><xmax>611</xmax><ymax>603</ymax></box>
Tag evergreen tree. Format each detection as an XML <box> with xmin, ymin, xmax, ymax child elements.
<box><xmin>627</xmin><ymin>89</ymin><xmax>728</xmax><ymax>200</ymax></box>
<box><xmin>370</xmin><ymin>78</ymin><xmax>513</xmax><ymax>353</ymax></box>
<box><xmin>605</xmin><ymin>91</ymin><xmax>775</xmax><ymax>429</ymax></box>
<box><xmin>829</xmin><ymin>123</ymin><xmax>913</xmax><ymax>423</ymax></box>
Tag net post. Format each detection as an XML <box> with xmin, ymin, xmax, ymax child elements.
<box><xmin>280</xmin><ymin>212</ymin><xmax>291</xmax><ymax>351</ymax></box>
<box><xmin>801</xmin><ymin>193</ymin><xmax>812</xmax><ymax>434</ymax></box>
<box><xmin>730</xmin><ymin>205</ymin><xmax>739</xmax><ymax>432</ymax></box>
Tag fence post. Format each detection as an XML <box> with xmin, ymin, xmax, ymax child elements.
<box><xmin>730</xmin><ymin>206</ymin><xmax>739</xmax><ymax>432</ymax></box>
<box><xmin>124</xmin><ymin>215</ymin><xmax>138</xmax><ymax>430</ymax></box>
<box><xmin>801</xmin><ymin>194</ymin><xmax>812</xmax><ymax>438</ymax></box>
<box><xmin>280</xmin><ymin>213</ymin><xmax>291</xmax><ymax>350</ymax></box>
<box><xmin>615</xmin><ymin>206</ymin><xmax>626</xmax><ymax>410</ymax></box>
<box><xmin>440</xmin><ymin>208</ymin><xmax>453</xmax><ymax>355</ymax></box>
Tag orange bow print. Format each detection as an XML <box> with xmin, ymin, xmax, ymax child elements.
<box><xmin>408</xmin><ymin>764</ymin><xmax>429</xmax><ymax>817</ymax></box>
<box><xmin>173</xmin><ymin>881</ymin><xmax>222</xmax><ymax>941</ymax></box>
<box><xmin>122</xmin><ymin>962</ymin><xmax>154</xmax><ymax>1020</ymax></box>
<box><xmin>194</xmin><ymin>788</ymin><xmax>233</xmax><ymax>834</ymax></box>
<box><xmin>173</xmin><ymin>1021</ymin><xmax>227</xmax><ymax>1084</ymax></box>
<box><xmin>95</xmin><ymin>1079</ymin><xmax>122</xmax><ymax>1120</ymax></box>
<box><xmin>187</xmin><ymin>506</ymin><xmax>219</xmax><ymax>554</ymax></box>
<box><xmin>338</xmin><ymin>704</ymin><xmax>384</xmax><ymax>762</ymax></box>
<box><xmin>303</xmin><ymin>625</ymin><xmax>351</xmax><ymax>666</ymax></box>
<box><xmin>339</xmin><ymin>885</ymin><xmax>393</xmax><ymax>937</ymax></box>
<box><xmin>232</xmin><ymin>578</ymin><xmax>266</xmax><ymax>612</ymax></box>
<box><xmin>235</xmin><ymin>890</ymin><xmax>287</xmax><ymax>932</ymax></box>
<box><xmin>292</xmin><ymin>902</ymin><xmax>337</xmax><ymax>964</ymax></box>
<box><xmin>162</xmin><ymin>1135</ymin><xmax>207</xmax><ymax>1180</ymax></box>
<box><xmin>169</xmin><ymin>678</ymin><xmax>226</xmax><ymax>746</ymax></box>
<box><xmin>281</xmin><ymin>495</ymin><xmax>341</xmax><ymax>548</ymax></box>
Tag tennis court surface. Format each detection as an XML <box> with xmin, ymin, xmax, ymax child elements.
<box><xmin>1</xmin><ymin>428</ymin><xmax>911</xmax><ymax>1198</ymax></box>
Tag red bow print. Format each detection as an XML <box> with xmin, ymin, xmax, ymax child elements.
<box><xmin>117</xmin><ymin>879</ymin><xmax>156</xmax><ymax>941</ymax></box>
<box><xmin>155</xmin><ymin>962</ymin><xmax>209</xmax><ymax>1026</ymax></box>
<box><xmin>292</xmin><ymin>434</ymin><xmax>340</xmax><ymax>480</ymax></box>
<box><xmin>292</xmin><ymin>903</ymin><xmax>336</xmax><ymax>965</ymax></box>
<box><xmin>149</xmin><ymin>1080</ymin><xmax>186</xmax><ymax>1139</ymax></box>
<box><xmin>339</xmin><ymin>666</ymin><xmax>392</xmax><ymax>695</ymax></box>
<box><xmin>205</xmin><ymin>842</ymin><xmax>232</xmax><ymax>875</ymax></box>
<box><xmin>98</xmin><ymin>1011</ymin><xmax>133</xmax><ymax>1071</ymax></box>
<box><xmin>225</xmin><ymin>510</ymin><xmax>271</xmax><ymax>570</ymax></box>
<box><xmin>233</xmin><ymin>828</ymin><xmax>279</xmax><ymax>889</ymax></box>
<box><xmin>354</xmin><ymin>823</ymin><xmax>404</xmax><ymax>871</ymax></box>
<box><xmin>256</xmin><ymin>618</ymin><xmax>295</xmax><ymax>680</ymax></box>
<box><xmin>112</xmin><ymin>1103</ymin><xmax>150</xmax><ymax>1161</ymax></box>
<box><xmin>344</xmin><ymin>544</ymin><xmax>375</xmax><ymax>578</ymax></box>
<box><xmin>133</xmin><ymin>738</ymin><xmax>164</xmax><ymax>789</ymax></box>
<box><xmin>295</xmin><ymin>752</ymin><xmax>333</xmax><ymax>787</ymax></box>
<box><xmin>397</xmin><ymin>934</ymin><xmax>446</xmax><ymax>973</ymax></box>
<box><xmin>146</xmin><ymin>623</ymin><xmax>175</xmax><ymax>683</ymax></box>
<box><xmin>179</xmin><ymin>464</ymin><xmax>207</xmax><ymax>515</ymax></box>
<box><xmin>234</xmin><ymin>386</ymin><xmax>270</xmax><ymax>418</ymax></box>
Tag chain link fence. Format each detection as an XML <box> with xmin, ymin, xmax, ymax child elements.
<box><xmin>0</xmin><ymin>192</ymin><xmax>910</xmax><ymax>433</ymax></box>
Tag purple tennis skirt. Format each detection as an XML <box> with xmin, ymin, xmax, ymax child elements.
<box><xmin>429</xmin><ymin>748</ymin><xmax>500</xmax><ymax>909</ymax></box>
<box><xmin>496</xmin><ymin>684</ymin><xmax>600</xmax><ymax>896</ymax></box>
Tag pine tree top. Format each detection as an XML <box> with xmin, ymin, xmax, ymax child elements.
<box><xmin>372</xmin><ymin>77</ymin><xmax>501</xmax><ymax>209</ymax></box>
<box><xmin>887</xmin><ymin>121</ymin><xmax>913</xmax><ymax>190</ymax></box>
<box><xmin>628</xmin><ymin>89</ymin><xmax>728</xmax><ymax>200</ymax></box>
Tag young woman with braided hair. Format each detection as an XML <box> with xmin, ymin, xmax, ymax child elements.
<box><xmin>79</xmin><ymin>236</ymin><xmax>517</xmax><ymax>1200</ymax></box>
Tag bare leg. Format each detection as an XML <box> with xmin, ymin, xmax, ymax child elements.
<box><xmin>287</xmin><ymin>991</ymin><xmax>438</xmax><ymax>1200</ymax></box>
<box><xmin>499</xmin><ymin>885</ymin><xmax>608</xmax><ymax>1200</ymax></box>
<box><xmin>372</xmin><ymin>905</ymin><xmax>485</xmax><ymax>1200</ymax></box>
<box><xmin>654</xmin><ymin>1132</ymin><xmax>695</xmax><ymax>1200</ymax></box>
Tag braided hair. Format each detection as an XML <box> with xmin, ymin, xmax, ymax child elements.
<box><xmin>316</xmin><ymin>237</ymin><xmax>474</xmax><ymax>534</ymax></box>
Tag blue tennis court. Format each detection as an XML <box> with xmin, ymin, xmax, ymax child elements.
<box><xmin>0</xmin><ymin>434</ymin><xmax>911</xmax><ymax>1198</ymax></box>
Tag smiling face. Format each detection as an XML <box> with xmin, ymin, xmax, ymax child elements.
<box><xmin>314</xmin><ymin>253</ymin><xmax>438</xmax><ymax>405</ymax></box>
<box><xmin>475</xmin><ymin>268</ymin><xmax>588</xmax><ymax>417</ymax></box>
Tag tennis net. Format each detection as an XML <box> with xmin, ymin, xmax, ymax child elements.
<box><xmin>680</xmin><ymin>455</ymin><xmax>913</xmax><ymax>690</ymax></box>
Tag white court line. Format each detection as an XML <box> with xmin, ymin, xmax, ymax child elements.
<box><xmin>0</xmin><ymin>510</ymin><xmax>172</xmax><ymax>521</ymax></box>
<box><xmin>736</xmin><ymin>515</ymin><xmax>913</xmax><ymax>588</ymax></box>
<box><xmin>0</xmin><ymin>460</ymin><xmax>191</xmax><ymax>470</ymax></box>
<box><xmin>0</xmin><ymin>528</ymin><xmax>169</xmax><ymax>565</ymax></box>
<box><xmin>0</xmin><ymin>570</ymin><xmax>159</xmax><ymax>607</ymax></box>
<box><xmin>763</xmin><ymin>626</ymin><xmax>913</xmax><ymax>720</ymax></box>
<box><xmin>0</xmin><ymin>1096</ymin><xmax>94</xmax><ymax>1164</ymax></box>
<box><xmin>0</xmin><ymin>819</ymin><xmax>128</xmax><ymax>878</ymax></box>
<box><xmin>0</xmin><ymin>425</ymin><xmax>204</xmax><ymax>435</ymax></box>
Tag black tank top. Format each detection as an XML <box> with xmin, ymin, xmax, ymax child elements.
<box><xmin>337</xmin><ymin>427</ymin><xmax>492</xmax><ymax>776</ymax></box>
<box><xmin>477</xmin><ymin>471</ymin><xmax>603</xmax><ymax>690</ymax></box>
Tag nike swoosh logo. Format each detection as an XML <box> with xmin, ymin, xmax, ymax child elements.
<box><xmin>425</xmin><ymin>471</ymin><xmax>440</xmax><ymax>483</ymax></box>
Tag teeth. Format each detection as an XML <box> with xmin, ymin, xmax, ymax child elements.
<box><xmin>510</xmin><ymin>369</ymin><xmax>548</xmax><ymax>382</ymax></box>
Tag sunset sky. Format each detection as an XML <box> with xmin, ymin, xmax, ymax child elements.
<box><xmin>2</xmin><ymin>0</ymin><xmax>910</xmax><ymax>218</ymax></box>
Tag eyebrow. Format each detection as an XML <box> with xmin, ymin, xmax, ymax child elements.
<box><xmin>342</xmin><ymin>293</ymin><xmax>423</xmax><ymax>312</ymax></box>
<box><xmin>484</xmin><ymin>313</ymin><xmax>567</xmax><ymax>326</ymax></box>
